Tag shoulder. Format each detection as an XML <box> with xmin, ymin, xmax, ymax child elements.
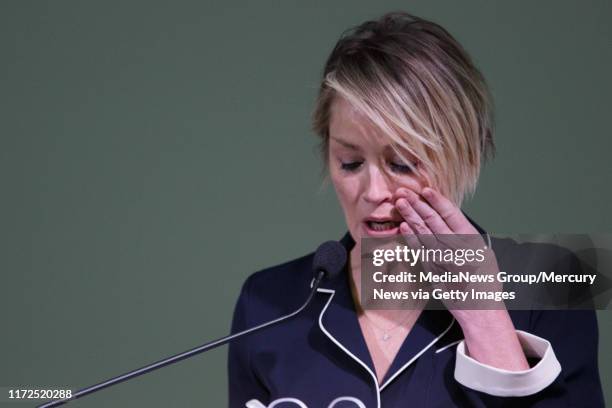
<box><xmin>491</xmin><ymin>236</ymin><xmax>587</xmax><ymax>278</ymax></box>
<box><xmin>491</xmin><ymin>236</ymin><xmax>576</xmax><ymax>265</ymax></box>
<box><xmin>246</xmin><ymin>251</ymin><xmax>315</xmax><ymax>295</ymax></box>
<box><xmin>494</xmin><ymin>239</ymin><xmax>599</xmax><ymax>340</ymax></box>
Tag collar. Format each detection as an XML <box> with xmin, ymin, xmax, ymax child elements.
<box><xmin>315</xmin><ymin>212</ymin><xmax>488</xmax><ymax>394</ymax></box>
<box><xmin>316</xmin><ymin>235</ymin><xmax>455</xmax><ymax>397</ymax></box>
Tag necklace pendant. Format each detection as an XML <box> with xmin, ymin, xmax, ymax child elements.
<box><xmin>382</xmin><ymin>333</ymin><xmax>391</xmax><ymax>341</ymax></box>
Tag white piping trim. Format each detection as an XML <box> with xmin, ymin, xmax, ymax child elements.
<box><xmin>317</xmin><ymin>288</ymin><xmax>335</xmax><ymax>294</ymax></box>
<box><xmin>245</xmin><ymin>399</ymin><xmax>267</xmax><ymax>408</ymax></box>
<box><xmin>435</xmin><ymin>339</ymin><xmax>463</xmax><ymax>354</ymax></box>
<box><xmin>268</xmin><ymin>397</ymin><xmax>308</xmax><ymax>408</ymax></box>
<box><xmin>328</xmin><ymin>396</ymin><xmax>367</xmax><ymax>408</ymax></box>
<box><xmin>379</xmin><ymin>317</ymin><xmax>456</xmax><ymax>391</ymax></box>
<box><xmin>317</xmin><ymin>288</ymin><xmax>381</xmax><ymax>408</ymax></box>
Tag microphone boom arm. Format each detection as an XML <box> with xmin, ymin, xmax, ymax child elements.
<box><xmin>38</xmin><ymin>269</ymin><xmax>327</xmax><ymax>408</ymax></box>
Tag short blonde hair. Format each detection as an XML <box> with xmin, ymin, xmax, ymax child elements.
<box><xmin>312</xmin><ymin>11</ymin><xmax>495</xmax><ymax>206</ymax></box>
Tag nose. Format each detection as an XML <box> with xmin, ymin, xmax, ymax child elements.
<box><xmin>363</xmin><ymin>165</ymin><xmax>393</xmax><ymax>204</ymax></box>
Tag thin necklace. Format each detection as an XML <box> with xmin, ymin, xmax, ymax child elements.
<box><xmin>361</xmin><ymin>311</ymin><xmax>416</xmax><ymax>342</ymax></box>
<box><xmin>349</xmin><ymin>258</ymin><xmax>418</xmax><ymax>342</ymax></box>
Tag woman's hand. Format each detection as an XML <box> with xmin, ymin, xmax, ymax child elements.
<box><xmin>394</xmin><ymin>186</ymin><xmax>530</xmax><ymax>371</ymax></box>
<box><xmin>393</xmin><ymin>186</ymin><xmax>498</xmax><ymax>303</ymax></box>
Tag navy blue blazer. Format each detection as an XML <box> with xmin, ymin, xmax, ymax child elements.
<box><xmin>228</xmin><ymin>230</ymin><xmax>604</xmax><ymax>407</ymax></box>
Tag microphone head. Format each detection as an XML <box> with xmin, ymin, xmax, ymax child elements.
<box><xmin>312</xmin><ymin>240</ymin><xmax>347</xmax><ymax>280</ymax></box>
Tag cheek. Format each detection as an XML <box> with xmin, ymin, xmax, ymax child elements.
<box><xmin>330</xmin><ymin>172</ymin><xmax>361</xmax><ymax>209</ymax></box>
<box><xmin>395</xmin><ymin>177</ymin><xmax>426</xmax><ymax>194</ymax></box>
<box><xmin>392</xmin><ymin>164</ymin><xmax>430</xmax><ymax>194</ymax></box>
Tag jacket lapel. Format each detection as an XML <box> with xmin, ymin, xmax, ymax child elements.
<box><xmin>317</xmin><ymin>231</ymin><xmax>378</xmax><ymax>381</ymax></box>
<box><xmin>317</xmin><ymin>232</ymin><xmax>456</xmax><ymax>390</ymax></box>
<box><xmin>317</xmin><ymin>215</ymin><xmax>486</xmax><ymax>388</ymax></box>
<box><xmin>379</xmin><ymin>308</ymin><xmax>455</xmax><ymax>390</ymax></box>
<box><xmin>318</xmin><ymin>270</ymin><xmax>378</xmax><ymax>374</ymax></box>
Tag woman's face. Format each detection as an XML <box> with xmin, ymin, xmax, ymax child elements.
<box><xmin>328</xmin><ymin>97</ymin><xmax>428</xmax><ymax>241</ymax></box>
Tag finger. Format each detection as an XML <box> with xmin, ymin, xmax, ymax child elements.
<box><xmin>393</xmin><ymin>187</ymin><xmax>420</xmax><ymax>202</ymax></box>
<box><xmin>398</xmin><ymin>221</ymin><xmax>428</xmax><ymax>278</ymax></box>
<box><xmin>399</xmin><ymin>221</ymin><xmax>422</xmax><ymax>250</ymax></box>
<box><xmin>399</xmin><ymin>220</ymin><xmax>415</xmax><ymax>235</ymax></box>
<box><xmin>421</xmin><ymin>187</ymin><xmax>476</xmax><ymax>234</ymax></box>
<box><xmin>400</xmin><ymin>190</ymin><xmax>453</xmax><ymax>235</ymax></box>
<box><xmin>395</xmin><ymin>198</ymin><xmax>434</xmax><ymax>237</ymax></box>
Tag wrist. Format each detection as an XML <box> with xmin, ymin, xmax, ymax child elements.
<box><xmin>453</xmin><ymin>310</ymin><xmax>530</xmax><ymax>371</ymax></box>
<box><xmin>453</xmin><ymin>309</ymin><xmax>514</xmax><ymax>335</ymax></box>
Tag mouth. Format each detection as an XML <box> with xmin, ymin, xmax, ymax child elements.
<box><xmin>363</xmin><ymin>219</ymin><xmax>402</xmax><ymax>235</ymax></box>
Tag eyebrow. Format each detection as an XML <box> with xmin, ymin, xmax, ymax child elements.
<box><xmin>330</xmin><ymin>137</ymin><xmax>361</xmax><ymax>150</ymax></box>
<box><xmin>330</xmin><ymin>136</ymin><xmax>396</xmax><ymax>152</ymax></box>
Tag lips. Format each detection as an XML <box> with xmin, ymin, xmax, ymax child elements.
<box><xmin>363</xmin><ymin>217</ymin><xmax>402</xmax><ymax>236</ymax></box>
<box><xmin>366</xmin><ymin>220</ymin><xmax>401</xmax><ymax>231</ymax></box>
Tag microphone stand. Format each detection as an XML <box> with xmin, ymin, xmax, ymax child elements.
<box><xmin>38</xmin><ymin>269</ymin><xmax>327</xmax><ymax>407</ymax></box>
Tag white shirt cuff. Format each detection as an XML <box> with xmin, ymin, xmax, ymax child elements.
<box><xmin>454</xmin><ymin>330</ymin><xmax>561</xmax><ymax>397</ymax></box>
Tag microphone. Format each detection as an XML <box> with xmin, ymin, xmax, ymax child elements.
<box><xmin>38</xmin><ymin>240</ymin><xmax>347</xmax><ymax>407</ymax></box>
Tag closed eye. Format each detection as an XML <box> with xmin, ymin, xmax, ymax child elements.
<box><xmin>340</xmin><ymin>161</ymin><xmax>363</xmax><ymax>172</ymax></box>
<box><xmin>389</xmin><ymin>162</ymin><xmax>413</xmax><ymax>174</ymax></box>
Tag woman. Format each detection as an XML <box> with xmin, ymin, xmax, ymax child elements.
<box><xmin>228</xmin><ymin>12</ymin><xmax>604</xmax><ymax>407</ymax></box>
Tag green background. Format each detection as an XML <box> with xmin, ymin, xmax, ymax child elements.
<box><xmin>1</xmin><ymin>1</ymin><xmax>610</xmax><ymax>406</ymax></box>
